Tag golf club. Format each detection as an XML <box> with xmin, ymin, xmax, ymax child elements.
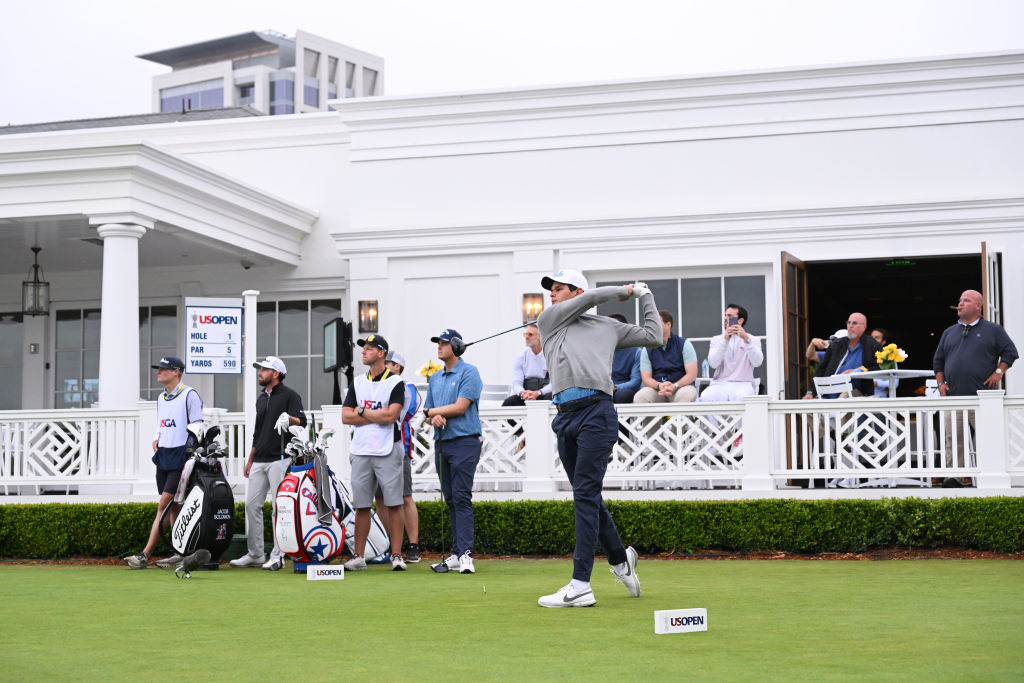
<box><xmin>450</xmin><ymin>321</ymin><xmax>535</xmax><ymax>357</ymax></box>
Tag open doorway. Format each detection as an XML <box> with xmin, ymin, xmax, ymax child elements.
<box><xmin>805</xmin><ymin>253</ymin><xmax>984</xmax><ymax>396</ymax></box>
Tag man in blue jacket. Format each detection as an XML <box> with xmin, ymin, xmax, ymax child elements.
<box><xmin>608</xmin><ymin>313</ymin><xmax>642</xmax><ymax>403</ymax></box>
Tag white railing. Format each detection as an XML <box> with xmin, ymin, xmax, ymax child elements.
<box><xmin>0</xmin><ymin>408</ymin><xmax>140</xmax><ymax>494</ymax></box>
<box><xmin>2</xmin><ymin>392</ymin><xmax>1019</xmax><ymax>498</ymax></box>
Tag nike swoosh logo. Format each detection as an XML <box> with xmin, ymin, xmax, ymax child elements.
<box><xmin>564</xmin><ymin>590</ymin><xmax>593</xmax><ymax>603</ymax></box>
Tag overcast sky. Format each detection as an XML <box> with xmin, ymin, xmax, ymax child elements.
<box><xmin>3</xmin><ymin>0</ymin><xmax>1023</xmax><ymax>126</ymax></box>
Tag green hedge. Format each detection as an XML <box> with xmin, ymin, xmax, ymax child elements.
<box><xmin>1</xmin><ymin>498</ymin><xmax>1022</xmax><ymax>559</ymax></box>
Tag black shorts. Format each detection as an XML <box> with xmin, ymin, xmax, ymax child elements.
<box><xmin>156</xmin><ymin>467</ymin><xmax>183</xmax><ymax>495</ymax></box>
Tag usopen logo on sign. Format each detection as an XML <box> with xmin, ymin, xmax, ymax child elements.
<box><xmin>303</xmin><ymin>526</ymin><xmax>340</xmax><ymax>561</ymax></box>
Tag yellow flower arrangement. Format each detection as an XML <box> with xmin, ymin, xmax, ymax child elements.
<box><xmin>418</xmin><ymin>360</ymin><xmax>443</xmax><ymax>379</ymax></box>
<box><xmin>875</xmin><ymin>343</ymin><xmax>907</xmax><ymax>370</ymax></box>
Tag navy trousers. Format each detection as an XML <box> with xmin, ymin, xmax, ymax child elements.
<box><xmin>435</xmin><ymin>435</ymin><xmax>481</xmax><ymax>556</ymax></box>
<box><xmin>551</xmin><ymin>394</ymin><xmax>628</xmax><ymax>581</ymax></box>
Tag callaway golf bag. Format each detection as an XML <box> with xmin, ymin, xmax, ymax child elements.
<box><xmin>273</xmin><ymin>425</ymin><xmax>390</xmax><ymax>563</ymax></box>
<box><xmin>162</xmin><ymin>424</ymin><xmax>235</xmax><ymax>562</ymax></box>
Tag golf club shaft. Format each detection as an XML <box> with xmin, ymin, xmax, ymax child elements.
<box><xmin>465</xmin><ymin>321</ymin><xmax>534</xmax><ymax>348</ymax></box>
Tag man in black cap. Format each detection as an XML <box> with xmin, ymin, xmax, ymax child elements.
<box><xmin>342</xmin><ymin>335</ymin><xmax>408</xmax><ymax>571</ymax></box>
<box><xmin>125</xmin><ymin>356</ymin><xmax>204</xmax><ymax>569</ymax></box>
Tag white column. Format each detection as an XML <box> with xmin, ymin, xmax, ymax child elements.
<box><xmin>975</xmin><ymin>390</ymin><xmax>1011</xmax><ymax>489</ymax></box>
<box><xmin>741</xmin><ymin>395</ymin><xmax>774</xmax><ymax>491</ymax></box>
<box><xmin>522</xmin><ymin>400</ymin><xmax>557</xmax><ymax>492</ymax></box>
<box><xmin>96</xmin><ymin>223</ymin><xmax>147</xmax><ymax>409</ymax></box>
<box><xmin>243</xmin><ymin>290</ymin><xmax>260</xmax><ymax>451</ymax></box>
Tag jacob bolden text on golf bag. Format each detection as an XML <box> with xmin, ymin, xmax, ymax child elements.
<box><xmin>163</xmin><ymin>426</ymin><xmax>235</xmax><ymax>562</ymax></box>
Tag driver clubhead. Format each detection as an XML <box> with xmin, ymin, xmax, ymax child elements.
<box><xmin>450</xmin><ymin>336</ymin><xmax>468</xmax><ymax>357</ymax></box>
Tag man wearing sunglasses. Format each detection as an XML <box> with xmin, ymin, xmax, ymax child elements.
<box><xmin>803</xmin><ymin>312</ymin><xmax>882</xmax><ymax>399</ymax></box>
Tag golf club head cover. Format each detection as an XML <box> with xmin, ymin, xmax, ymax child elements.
<box><xmin>175</xmin><ymin>548</ymin><xmax>211</xmax><ymax>578</ymax></box>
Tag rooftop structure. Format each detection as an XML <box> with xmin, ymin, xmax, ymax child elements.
<box><xmin>138</xmin><ymin>30</ymin><xmax>384</xmax><ymax>115</ymax></box>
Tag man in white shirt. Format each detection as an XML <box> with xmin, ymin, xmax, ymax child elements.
<box><xmin>698</xmin><ymin>304</ymin><xmax>764</xmax><ymax>403</ymax></box>
<box><xmin>502</xmin><ymin>323</ymin><xmax>552</xmax><ymax>405</ymax></box>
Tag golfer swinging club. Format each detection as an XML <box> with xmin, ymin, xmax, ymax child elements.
<box><xmin>536</xmin><ymin>268</ymin><xmax>660</xmax><ymax>607</ymax></box>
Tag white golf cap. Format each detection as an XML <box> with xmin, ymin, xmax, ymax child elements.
<box><xmin>541</xmin><ymin>268</ymin><xmax>588</xmax><ymax>292</ymax></box>
<box><xmin>253</xmin><ymin>355</ymin><xmax>287</xmax><ymax>374</ymax></box>
<box><xmin>386</xmin><ymin>350</ymin><xmax>406</xmax><ymax>370</ymax></box>
<box><xmin>829</xmin><ymin>329</ymin><xmax>848</xmax><ymax>340</ymax></box>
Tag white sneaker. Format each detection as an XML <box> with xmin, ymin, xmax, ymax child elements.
<box><xmin>431</xmin><ymin>554</ymin><xmax>460</xmax><ymax>573</ymax></box>
<box><xmin>611</xmin><ymin>546</ymin><xmax>641</xmax><ymax>597</ymax></box>
<box><xmin>229</xmin><ymin>554</ymin><xmax>264</xmax><ymax>568</ymax></box>
<box><xmin>343</xmin><ymin>556</ymin><xmax>367</xmax><ymax>571</ymax></box>
<box><xmin>391</xmin><ymin>555</ymin><xmax>407</xmax><ymax>571</ymax></box>
<box><xmin>262</xmin><ymin>557</ymin><xmax>285</xmax><ymax>571</ymax></box>
<box><xmin>459</xmin><ymin>551</ymin><xmax>475</xmax><ymax>574</ymax></box>
<box><xmin>538</xmin><ymin>583</ymin><xmax>596</xmax><ymax>608</ymax></box>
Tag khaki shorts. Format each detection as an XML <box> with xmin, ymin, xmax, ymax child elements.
<box><xmin>375</xmin><ymin>454</ymin><xmax>413</xmax><ymax>500</ymax></box>
<box><xmin>350</xmin><ymin>442</ymin><xmax>404</xmax><ymax>508</ymax></box>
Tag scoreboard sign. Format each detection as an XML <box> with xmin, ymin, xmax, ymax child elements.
<box><xmin>185</xmin><ymin>299</ymin><xmax>243</xmax><ymax>374</ymax></box>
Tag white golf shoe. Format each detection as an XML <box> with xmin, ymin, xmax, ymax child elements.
<box><xmin>538</xmin><ymin>583</ymin><xmax>596</xmax><ymax>608</ymax></box>
<box><xmin>611</xmin><ymin>546</ymin><xmax>641</xmax><ymax>597</ymax></box>
<box><xmin>229</xmin><ymin>554</ymin><xmax>264</xmax><ymax>568</ymax></box>
<box><xmin>459</xmin><ymin>551</ymin><xmax>475</xmax><ymax>574</ymax></box>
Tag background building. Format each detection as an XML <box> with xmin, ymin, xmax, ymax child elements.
<box><xmin>138</xmin><ymin>30</ymin><xmax>384</xmax><ymax>116</ymax></box>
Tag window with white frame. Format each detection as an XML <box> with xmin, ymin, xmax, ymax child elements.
<box><xmin>54</xmin><ymin>308</ymin><xmax>101</xmax><ymax>408</ymax></box>
<box><xmin>212</xmin><ymin>297</ymin><xmax>342</xmax><ymax>412</ymax></box>
<box><xmin>596</xmin><ymin>275</ymin><xmax>767</xmax><ymax>390</ymax></box>
<box><xmin>139</xmin><ymin>305</ymin><xmax>178</xmax><ymax>401</ymax></box>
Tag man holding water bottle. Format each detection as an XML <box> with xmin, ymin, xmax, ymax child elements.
<box><xmin>633</xmin><ymin>310</ymin><xmax>699</xmax><ymax>403</ymax></box>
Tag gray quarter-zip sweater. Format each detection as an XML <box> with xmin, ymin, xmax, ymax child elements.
<box><xmin>537</xmin><ymin>286</ymin><xmax>662</xmax><ymax>397</ymax></box>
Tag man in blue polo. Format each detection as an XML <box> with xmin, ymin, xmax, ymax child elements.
<box><xmin>423</xmin><ymin>328</ymin><xmax>483</xmax><ymax>574</ymax></box>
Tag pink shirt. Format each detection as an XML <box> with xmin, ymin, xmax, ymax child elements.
<box><xmin>708</xmin><ymin>333</ymin><xmax>764</xmax><ymax>383</ymax></box>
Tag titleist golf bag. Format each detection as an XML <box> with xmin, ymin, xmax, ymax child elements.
<box><xmin>273</xmin><ymin>426</ymin><xmax>389</xmax><ymax>563</ymax></box>
<box><xmin>162</xmin><ymin>425</ymin><xmax>235</xmax><ymax>562</ymax></box>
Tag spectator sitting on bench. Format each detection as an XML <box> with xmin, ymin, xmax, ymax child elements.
<box><xmin>634</xmin><ymin>309</ymin><xmax>698</xmax><ymax>403</ymax></box>
<box><xmin>502</xmin><ymin>323</ymin><xmax>552</xmax><ymax>405</ymax></box>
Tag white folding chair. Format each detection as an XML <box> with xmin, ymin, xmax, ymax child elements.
<box><xmin>813</xmin><ymin>374</ymin><xmax>853</xmax><ymax>398</ymax></box>
<box><xmin>811</xmin><ymin>374</ymin><xmax>857</xmax><ymax>485</ymax></box>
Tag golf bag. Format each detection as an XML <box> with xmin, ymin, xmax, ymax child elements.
<box><xmin>273</xmin><ymin>459</ymin><xmax>390</xmax><ymax>563</ymax></box>
<box><xmin>162</xmin><ymin>427</ymin><xmax>235</xmax><ymax>561</ymax></box>
<box><xmin>274</xmin><ymin>460</ymin><xmax>349</xmax><ymax>563</ymax></box>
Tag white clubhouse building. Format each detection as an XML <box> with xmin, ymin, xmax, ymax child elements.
<box><xmin>1</xmin><ymin>51</ymin><xmax>1022</xmax><ymax>497</ymax></box>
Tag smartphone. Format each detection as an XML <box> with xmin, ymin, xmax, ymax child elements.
<box><xmin>728</xmin><ymin>315</ymin><xmax>738</xmax><ymax>327</ymax></box>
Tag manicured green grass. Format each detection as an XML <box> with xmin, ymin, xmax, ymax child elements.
<box><xmin>2</xmin><ymin>559</ymin><xmax>1022</xmax><ymax>680</ymax></box>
